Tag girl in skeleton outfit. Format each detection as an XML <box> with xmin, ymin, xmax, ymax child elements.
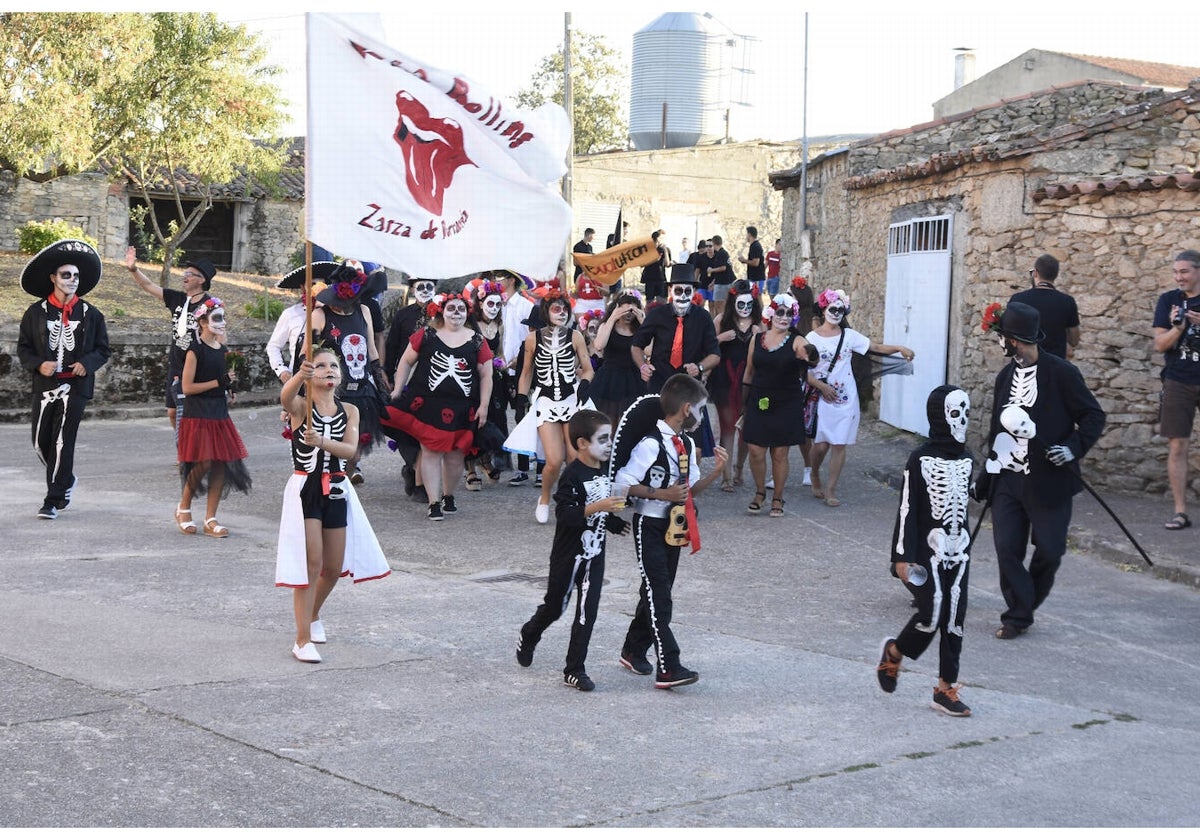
<box><xmin>589</xmin><ymin>292</ymin><xmax>647</xmax><ymax>428</ymax></box>
<box><xmin>709</xmin><ymin>280</ymin><xmax>763</xmax><ymax>491</ymax></box>
<box><xmin>805</xmin><ymin>289</ymin><xmax>915</xmax><ymax>507</ymax></box>
<box><xmin>275</xmin><ymin>346</ymin><xmax>389</xmax><ymax>664</ymax></box>
<box><xmin>516</xmin><ymin>290</ymin><xmax>595</xmax><ymax>524</ymax></box>
<box><xmin>383</xmin><ymin>292</ymin><xmax>493</xmax><ymax>521</ymax></box>
<box><xmin>464</xmin><ymin>280</ymin><xmax>509</xmax><ymax>489</ymax></box>
<box><xmin>515</xmin><ymin>410</ymin><xmax>630</xmax><ymax>691</ymax></box>
<box><xmin>876</xmin><ymin>385</ymin><xmax>974</xmax><ymax>716</ymax></box>
<box><xmin>176</xmin><ymin>299</ymin><xmax>251</xmax><ymax>538</ymax></box>
<box><xmin>17</xmin><ymin>239</ymin><xmax>111</xmax><ymax>519</ymax></box>
<box><xmin>311</xmin><ymin>261</ymin><xmax>388</xmax><ymax>484</ymax></box>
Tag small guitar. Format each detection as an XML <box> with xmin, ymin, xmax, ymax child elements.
<box><xmin>664</xmin><ymin>443</ymin><xmax>691</xmax><ymax>547</ymax></box>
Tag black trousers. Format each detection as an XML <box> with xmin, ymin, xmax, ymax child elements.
<box><xmin>896</xmin><ymin>560</ymin><xmax>969</xmax><ymax>684</ymax></box>
<box><xmin>521</xmin><ymin>551</ymin><xmax>605</xmax><ymax>675</ymax></box>
<box><xmin>31</xmin><ymin>380</ymin><xmax>88</xmax><ymax>507</ymax></box>
<box><xmin>991</xmin><ymin>470</ymin><xmax>1072</xmax><ymax>630</ymax></box>
<box><xmin>624</xmin><ymin>514</ymin><xmax>682</xmax><ymax>671</ymax></box>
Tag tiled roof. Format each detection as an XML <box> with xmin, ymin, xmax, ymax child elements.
<box><xmin>104</xmin><ymin>137</ymin><xmax>305</xmax><ymax>201</ymax></box>
<box><xmin>1033</xmin><ymin>172</ymin><xmax>1200</xmax><ymax>201</ymax></box>
<box><xmin>1061</xmin><ymin>53</ymin><xmax>1200</xmax><ymax>89</ymax></box>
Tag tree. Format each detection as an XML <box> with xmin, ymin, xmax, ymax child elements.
<box><xmin>517</xmin><ymin>30</ymin><xmax>627</xmax><ymax>156</ymax></box>
<box><xmin>0</xmin><ymin>12</ymin><xmax>287</xmax><ymax>282</ymax></box>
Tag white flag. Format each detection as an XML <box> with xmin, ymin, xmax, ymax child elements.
<box><xmin>305</xmin><ymin>13</ymin><xmax>572</xmax><ymax>279</ymax></box>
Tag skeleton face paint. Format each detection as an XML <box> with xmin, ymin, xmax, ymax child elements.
<box><xmin>481</xmin><ymin>294</ymin><xmax>502</xmax><ymax>321</ymax></box>
<box><xmin>671</xmin><ymin>285</ymin><xmax>694</xmax><ymax>316</ymax></box>
<box><xmin>51</xmin><ymin>265</ymin><xmax>80</xmax><ymax>301</ymax></box>
<box><xmin>682</xmin><ymin>399</ymin><xmax>705</xmax><ymax>433</ymax></box>
<box><xmin>734</xmin><ymin>294</ymin><xmax>754</xmax><ymax>317</ymax></box>
<box><xmin>586</xmin><ymin>425</ymin><xmax>613</xmax><ymax>461</ymax></box>
<box><xmin>313</xmin><ymin>352</ymin><xmax>342</xmax><ymax>389</ymax></box>
<box><xmin>442</xmin><ymin>301</ymin><xmax>468</xmax><ymax>326</ymax></box>
<box><xmin>413</xmin><ymin>281</ymin><xmax>436</xmax><ymax>304</ymax></box>
<box><xmin>825</xmin><ymin>305</ymin><xmax>846</xmax><ymax>325</ymax></box>
<box><xmin>944</xmin><ymin>389</ymin><xmax>970</xmax><ymax>443</ymax></box>
<box><xmin>205</xmin><ymin>308</ymin><xmax>227</xmax><ymax>337</ymax></box>
<box><xmin>548</xmin><ymin>301</ymin><xmax>569</xmax><ymax>326</ymax></box>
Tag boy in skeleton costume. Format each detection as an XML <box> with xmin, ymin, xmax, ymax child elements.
<box><xmin>877</xmin><ymin>385</ymin><xmax>974</xmax><ymax>716</ymax></box>
<box><xmin>17</xmin><ymin>239</ymin><xmax>111</xmax><ymax>519</ymax></box>
<box><xmin>611</xmin><ymin>376</ymin><xmax>727</xmax><ymax>689</ymax></box>
<box><xmin>516</xmin><ymin>410</ymin><xmax>630</xmax><ymax>691</ymax></box>
<box><xmin>978</xmin><ymin>301</ymin><xmax>1105</xmax><ymax>640</ymax></box>
<box><xmin>275</xmin><ymin>346</ymin><xmax>389</xmax><ymax>664</ymax></box>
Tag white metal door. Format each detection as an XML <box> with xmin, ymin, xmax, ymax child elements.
<box><xmin>880</xmin><ymin>216</ymin><xmax>952</xmax><ymax>436</ymax></box>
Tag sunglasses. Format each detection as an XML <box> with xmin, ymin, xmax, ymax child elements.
<box><xmin>57</xmin><ymin>271</ymin><xmax>80</xmax><ymax>279</ymax></box>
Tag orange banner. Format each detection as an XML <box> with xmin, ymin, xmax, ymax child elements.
<box><xmin>572</xmin><ymin>236</ymin><xmax>659</xmax><ymax>287</ymax></box>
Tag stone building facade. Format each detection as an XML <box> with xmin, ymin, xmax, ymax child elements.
<box><xmin>770</xmin><ymin>80</ymin><xmax>1200</xmax><ymax>494</ymax></box>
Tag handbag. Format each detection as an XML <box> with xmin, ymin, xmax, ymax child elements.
<box><xmin>803</xmin><ymin>328</ymin><xmax>845</xmax><ymax>438</ymax></box>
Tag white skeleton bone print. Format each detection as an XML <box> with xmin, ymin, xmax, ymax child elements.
<box><xmin>917</xmin><ymin>455</ymin><xmax>972</xmax><ymax>635</ymax></box>
<box><xmin>561</xmin><ymin>474</ymin><xmax>611</xmax><ymax>626</ymax></box>
<box><xmin>994</xmin><ymin>366</ymin><xmax>1038</xmax><ymax>474</ymax></box>
<box><xmin>34</xmin><ymin>383</ymin><xmax>72</xmax><ymax>479</ymax></box>
<box><xmin>295</xmin><ymin>409</ymin><xmax>347</xmax><ymax>474</ymax></box>
<box><xmin>427</xmin><ymin>350</ymin><xmax>473</xmax><ymax>396</ymax></box>
<box><xmin>47</xmin><ymin>317</ymin><xmax>80</xmax><ymax>372</ymax></box>
<box><xmin>535</xmin><ymin>327</ymin><xmax>576</xmax><ymax>400</ymax></box>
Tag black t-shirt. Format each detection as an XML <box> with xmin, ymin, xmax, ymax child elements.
<box><xmin>687</xmin><ymin>251</ymin><xmax>709</xmax><ymax>289</ymax></box>
<box><xmin>573</xmin><ymin>239</ymin><xmax>594</xmax><ymax>279</ymax></box>
<box><xmin>1009</xmin><ymin>287</ymin><xmax>1079</xmax><ymax>359</ymax></box>
<box><xmin>1153</xmin><ymin>289</ymin><xmax>1200</xmax><ymax>384</ymax></box>
<box><xmin>746</xmin><ymin>240</ymin><xmax>766</xmax><ymax>283</ymax></box>
<box><xmin>710</xmin><ymin>248</ymin><xmax>734</xmax><ymax>286</ymax></box>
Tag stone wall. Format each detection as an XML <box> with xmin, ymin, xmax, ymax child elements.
<box><xmin>0</xmin><ymin>171</ymin><xmax>129</xmax><ymax>258</ymax></box>
<box><xmin>239</xmin><ymin>198</ymin><xmax>303</xmax><ymax>277</ymax></box>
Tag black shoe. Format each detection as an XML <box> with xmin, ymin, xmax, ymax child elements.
<box><xmin>427</xmin><ymin>501</ymin><xmax>444</xmax><ymax>521</ymax></box>
<box><xmin>37</xmin><ymin>505</ymin><xmax>58</xmax><ymax>520</ymax></box>
<box><xmin>619</xmin><ymin>650</ymin><xmax>653</xmax><ymax>676</ymax></box>
<box><xmin>441</xmin><ymin>495</ymin><xmax>458</xmax><ymax>514</ymax></box>
<box><xmin>59</xmin><ymin>477</ymin><xmax>76</xmax><ymax>510</ymax></box>
<box><xmin>402</xmin><ymin>465</ymin><xmax>416</xmax><ymax>497</ymax></box>
<box><xmin>876</xmin><ymin>637</ymin><xmax>900</xmax><ymax>694</ymax></box>
<box><xmin>413</xmin><ymin>486</ymin><xmax>429</xmax><ymax>504</ymax></box>
<box><xmin>508</xmin><ymin>472</ymin><xmax>529</xmax><ymax>486</ymax></box>
<box><xmin>932</xmin><ymin>684</ymin><xmax>972</xmax><ymax>717</ymax></box>
<box><xmin>655</xmin><ymin>665</ymin><xmax>699</xmax><ymax>689</ymax></box>
<box><xmin>516</xmin><ymin>633</ymin><xmax>536</xmax><ymax>667</ymax></box>
<box><xmin>564</xmin><ymin>671</ymin><xmax>595</xmax><ymax>692</ymax></box>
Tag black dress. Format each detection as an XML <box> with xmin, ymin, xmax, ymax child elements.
<box><xmin>742</xmin><ymin>332</ymin><xmax>809</xmax><ymax>448</ymax></box>
<box><xmin>589</xmin><ymin>328</ymin><xmax>646</xmax><ymax>426</ymax></box>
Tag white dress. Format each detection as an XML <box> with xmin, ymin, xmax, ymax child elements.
<box><xmin>805</xmin><ymin>327</ymin><xmax>871</xmax><ymax>445</ymax></box>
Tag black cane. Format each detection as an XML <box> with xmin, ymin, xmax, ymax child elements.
<box><xmin>1077</xmin><ymin>476</ymin><xmax>1154</xmax><ymax>567</ymax></box>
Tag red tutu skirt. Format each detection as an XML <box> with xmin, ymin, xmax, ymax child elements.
<box><xmin>381</xmin><ymin>405</ymin><xmax>475</xmax><ymax>454</ymax></box>
<box><xmin>178</xmin><ymin>416</ymin><xmax>250</xmax><ymax>463</ymax></box>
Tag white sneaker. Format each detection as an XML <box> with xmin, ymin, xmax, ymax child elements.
<box><xmin>535</xmin><ymin>502</ymin><xmax>550</xmax><ymax>524</ymax></box>
<box><xmin>293</xmin><ymin>642</ymin><xmax>321</xmax><ymax>663</ymax></box>
<box><xmin>310</xmin><ymin>620</ymin><xmax>327</xmax><ymax>644</ymax></box>
<box><xmin>765</xmin><ymin>479</ymin><xmax>775</xmax><ymax>490</ymax></box>
<box><xmin>802</xmin><ymin>468</ymin><xmax>812</xmax><ymax>486</ymax></box>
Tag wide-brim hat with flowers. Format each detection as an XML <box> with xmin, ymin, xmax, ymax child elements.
<box><xmin>21</xmin><ymin>239</ymin><xmax>102</xmax><ymax>298</ymax></box>
<box><xmin>315</xmin><ymin>261</ymin><xmax>371</xmax><ymax>308</ymax></box>
<box><xmin>277</xmin><ymin>261</ymin><xmax>340</xmax><ymax>290</ymax></box>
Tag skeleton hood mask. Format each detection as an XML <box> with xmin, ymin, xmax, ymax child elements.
<box><xmin>926</xmin><ymin>384</ymin><xmax>969</xmax><ymax>456</ymax></box>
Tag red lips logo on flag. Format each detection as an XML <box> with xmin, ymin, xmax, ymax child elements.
<box><xmin>393</xmin><ymin>91</ymin><xmax>476</xmax><ymax>216</ymax></box>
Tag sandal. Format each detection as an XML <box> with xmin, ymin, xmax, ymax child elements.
<box><xmin>466</xmin><ymin>473</ymin><xmax>483</xmax><ymax>491</ymax></box>
<box><xmin>204</xmin><ymin>517</ymin><xmax>229</xmax><ymax>538</ymax></box>
<box><xmin>1164</xmin><ymin>512</ymin><xmax>1191</xmax><ymax>530</ymax></box>
<box><xmin>770</xmin><ymin>498</ymin><xmax>785</xmax><ymax>517</ymax></box>
<box><xmin>174</xmin><ymin>508</ymin><xmax>197</xmax><ymax>535</ymax></box>
<box><xmin>721</xmin><ymin>478</ymin><xmax>735</xmax><ymax>493</ymax></box>
<box><xmin>825</xmin><ymin>497</ymin><xmax>841</xmax><ymax>508</ymax></box>
<box><xmin>747</xmin><ymin>491</ymin><xmax>766</xmax><ymax>514</ymax></box>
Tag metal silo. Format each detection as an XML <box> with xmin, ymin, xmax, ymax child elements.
<box><xmin>629</xmin><ymin>12</ymin><xmax>734</xmax><ymax>151</ymax></box>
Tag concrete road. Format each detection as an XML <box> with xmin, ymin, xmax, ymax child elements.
<box><xmin>1</xmin><ymin>403</ymin><xmax>1197</xmax><ymax>827</ymax></box>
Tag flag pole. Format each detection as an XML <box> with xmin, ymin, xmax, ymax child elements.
<box><xmin>304</xmin><ymin>240</ymin><xmax>314</xmax><ymax>418</ymax></box>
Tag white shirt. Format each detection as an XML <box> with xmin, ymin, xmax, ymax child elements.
<box><xmin>266</xmin><ymin>302</ymin><xmax>308</xmax><ymax>377</ymax></box>
<box><xmin>502</xmin><ymin>292</ymin><xmax>534</xmax><ymax>367</ymax></box>
<box><xmin>615</xmin><ymin>419</ymin><xmax>700</xmax><ymax>519</ymax></box>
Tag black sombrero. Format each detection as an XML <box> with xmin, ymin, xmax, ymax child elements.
<box><xmin>276</xmin><ymin>261</ymin><xmax>340</xmax><ymax>290</ymax></box>
<box><xmin>21</xmin><ymin>239</ymin><xmax>102</xmax><ymax>298</ymax></box>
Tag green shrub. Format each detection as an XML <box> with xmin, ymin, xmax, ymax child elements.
<box><xmin>17</xmin><ymin>219</ymin><xmax>99</xmax><ymax>254</ymax></box>
<box><xmin>245</xmin><ymin>292</ymin><xmax>284</xmax><ymax>322</ymax></box>
<box><xmin>128</xmin><ymin>205</ymin><xmax>187</xmax><ymax>267</ymax></box>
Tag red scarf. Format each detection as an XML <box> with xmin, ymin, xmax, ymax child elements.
<box><xmin>46</xmin><ymin>293</ymin><xmax>79</xmax><ymax>325</ymax></box>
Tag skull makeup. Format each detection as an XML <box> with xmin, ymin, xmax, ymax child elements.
<box><xmin>52</xmin><ymin>265</ymin><xmax>80</xmax><ymax>302</ymax></box>
<box><xmin>413</xmin><ymin>281</ymin><xmax>436</xmax><ymax>305</ymax></box>
<box><xmin>825</xmin><ymin>304</ymin><xmax>846</xmax><ymax>325</ymax></box>
<box><xmin>682</xmin><ymin>399</ymin><xmax>706</xmax><ymax>433</ymax></box>
<box><xmin>480</xmin><ymin>293</ymin><xmax>503</xmax><ymax>322</ymax></box>
<box><xmin>943</xmin><ymin>389</ymin><xmax>970</xmax><ymax>443</ymax></box>
<box><xmin>999</xmin><ymin>404</ymin><xmax>1036</xmax><ymax>439</ymax></box>
<box><xmin>442</xmin><ymin>300</ymin><xmax>468</xmax><ymax>327</ymax></box>
<box><xmin>341</xmin><ymin>333</ymin><xmax>368</xmax><ymax>380</ymax></box>
<box><xmin>734</xmin><ymin>294</ymin><xmax>754</xmax><ymax>317</ymax></box>
<box><xmin>586</xmin><ymin>425</ymin><xmax>613</xmax><ymax>462</ymax></box>
<box><xmin>548</xmin><ymin>300</ymin><xmax>570</xmax><ymax>327</ymax></box>
<box><xmin>671</xmin><ymin>284</ymin><xmax>694</xmax><ymax>316</ymax></box>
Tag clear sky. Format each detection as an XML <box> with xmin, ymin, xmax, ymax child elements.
<box><xmin>225</xmin><ymin>1</ymin><xmax>1196</xmax><ymax>142</ymax></box>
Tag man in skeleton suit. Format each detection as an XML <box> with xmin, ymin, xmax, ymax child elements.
<box><xmin>877</xmin><ymin>385</ymin><xmax>974</xmax><ymax>716</ymax></box>
<box><xmin>979</xmin><ymin>301</ymin><xmax>1105</xmax><ymax>640</ymax></box>
<box><xmin>17</xmin><ymin>239</ymin><xmax>111</xmax><ymax>519</ymax></box>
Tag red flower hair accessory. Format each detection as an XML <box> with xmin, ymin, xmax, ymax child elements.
<box><xmin>981</xmin><ymin>302</ymin><xmax>1005</xmax><ymax>333</ymax></box>
<box><xmin>193</xmin><ymin>298</ymin><xmax>224</xmax><ymax>320</ymax></box>
<box><xmin>791</xmin><ymin>275</ymin><xmax>808</xmax><ymax>290</ymax></box>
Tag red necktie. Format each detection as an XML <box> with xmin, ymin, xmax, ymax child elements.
<box><xmin>670</xmin><ymin>316</ymin><xmax>684</xmax><ymax>369</ymax></box>
<box><xmin>671</xmin><ymin>434</ymin><xmax>701</xmax><ymax>554</ymax></box>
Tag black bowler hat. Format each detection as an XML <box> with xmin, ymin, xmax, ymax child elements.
<box><xmin>669</xmin><ymin>263</ymin><xmax>696</xmax><ymax>287</ymax></box>
<box><xmin>997</xmin><ymin>301</ymin><xmax>1045</xmax><ymax>344</ymax></box>
<box><xmin>21</xmin><ymin>239</ymin><xmax>102</xmax><ymax>298</ymax></box>
<box><xmin>277</xmin><ymin>261</ymin><xmax>340</xmax><ymax>290</ymax></box>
